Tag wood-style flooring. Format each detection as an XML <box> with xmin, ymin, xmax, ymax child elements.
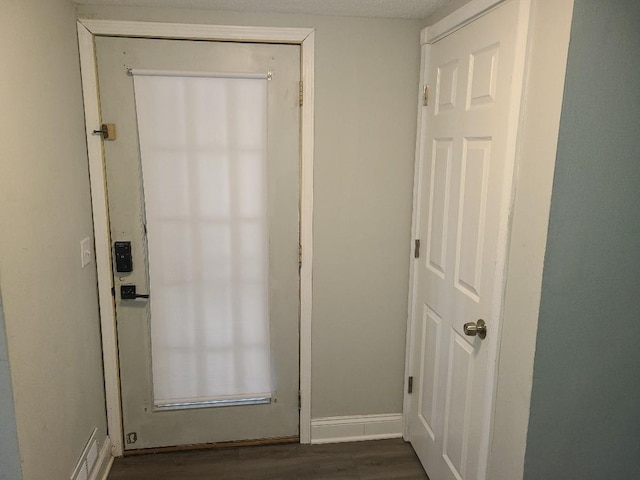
<box><xmin>108</xmin><ymin>438</ymin><xmax>430</xmax><ymax>479</ymax></box>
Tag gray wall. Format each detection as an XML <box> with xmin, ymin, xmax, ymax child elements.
<box><xmin>0</xmin><ymin>295</ymin><xmax>22</xmax><ymax>480</ymax></box>
<box><xmin>524</xmin><ymin>1</ymin><xmax>640</xmax><ymax>478</ymax></box>
<box><xmin>77</xmin><ymin>5</ymin><xmax>422</xmax><ymax>418</ymax></box>
<box><xmin>0</xmin><ymin>0</ymin><xmax>108</xmax><ymax>478</ymax></box>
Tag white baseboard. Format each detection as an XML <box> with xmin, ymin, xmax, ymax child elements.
<box><xmin>310</xmin><ymin>414</ymin><xmax>403</xmax><ymax>444</ymax></box>
<box><xmin>91</xmin><ymin>436</ymin><xmax>114</xmax><ymax>480</ymax></box>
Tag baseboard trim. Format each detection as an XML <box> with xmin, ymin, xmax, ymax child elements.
<box><xmin>310</xmin><ymin>414</ymin><xmax>403</xmax><ymax>444</ymax></box>
<box><xmin>92</xmin><ymin>436</ymin><xmax>114</xmax><ymax>480</ymax></box>
<box><xmin>123</xmin><ymin>436</ymin><xmax>299</xmax><ymax>456</ymax></box>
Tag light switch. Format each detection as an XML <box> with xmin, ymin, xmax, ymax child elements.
<box><xmin>81</xmin><ymin>237</ymin><xmax>92</xmax><ymax>268</ymax></box>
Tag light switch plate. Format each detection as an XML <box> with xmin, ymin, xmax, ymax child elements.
<box><xmin>81</xmin><ymin>237</ymin><xmax>92</xmax><ymax>268</ymax></box>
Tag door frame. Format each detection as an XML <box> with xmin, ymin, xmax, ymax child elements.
<box><xmin>77</xmin><ymin>19</ymin><xmax>315</xmax><ymax>456</ymax></box>
<box><xmin>402</xmin><ymin>0</ymin><xmax>532</xmax><ymax>476</ymax></box>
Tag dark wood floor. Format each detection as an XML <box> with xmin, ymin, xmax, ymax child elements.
<box><xmin>108</xmin><ymin>438</ymin><xmax>429</xmax><ymax>479</ymax></box>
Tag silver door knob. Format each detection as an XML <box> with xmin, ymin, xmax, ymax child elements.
<box><xmin>463</xmin><ymin>319</ymin><xmax>487</xmax><ymax>339</ymax></box>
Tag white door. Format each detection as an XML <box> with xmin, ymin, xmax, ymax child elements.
<box><xmin>408</xmin><ymin>1</ymin><xmax>525</xmax><ymax>479</ymax></box>
<box><xmin>95</xmin><ymin>37</ymin><xmax>301</xmax><ymax>450</ymax></box>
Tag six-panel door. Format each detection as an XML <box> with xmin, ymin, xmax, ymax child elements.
<box><xmin>409</xmin><ymin>2</ymin><xmax>523</xmax><ymax>479</ymax></box>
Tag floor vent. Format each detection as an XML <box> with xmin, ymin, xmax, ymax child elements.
<box><xmin>71</xmin><ymin>428</ymin><xmax>99</xmax><ymax>480</ymax></box>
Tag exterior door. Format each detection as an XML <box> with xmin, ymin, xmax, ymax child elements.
<box><xmin>96</xmin><ymin>37</ymin><xmax>301</xmax><ymax>450</ymax></box>
<box><xmin>408</xmin><ymin>1</ymin><xmax>524</xmax><ymax>479</ymax></box>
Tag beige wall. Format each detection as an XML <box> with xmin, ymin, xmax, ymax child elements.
<box><xmin>76</xmin><ymin>5</ymin><xmax>422</xmax><ymax>418</ymax></box>
<box><xmin>0</xmin><ymin>0</ymin><xmax>107</xmax><ymax>478</ymax></box>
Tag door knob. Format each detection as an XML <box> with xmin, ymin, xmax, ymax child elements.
<box><xmin>463</xmin><ymin>319</ymin><xmax>487</xmax><ymax>339</ymax></box>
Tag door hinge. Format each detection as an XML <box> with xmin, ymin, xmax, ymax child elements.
<box><xmin>93</xmin><ymin>123</ymin><xmax>116</xmax><ymax>140</ymax></box>
<box><xmin>422</xmin><ymin>84</ymin><xmax>429</xmax><ymax>107</ymax></box>
<box><xmin>299</xmin><ymin>81</ymin><xmax>303</xmax><ymax>107</ymax></box>
<box><xmin>111</xmin><ymin>286</ymin><xmax>116</xmax><ymax>298</ymax></box>
<box><xmin>298</xmin><ymin>244</ymin><xmax>302</xmax><ymax>271</ymax></box>
<box><xmin>408</xmin><ymin>376</ymin><xmax>414</xmax><ymax>394</ymax></box>
<box><xmin>298</xmin><ymin>390</ymin><xmax>302</xmax><ymax>410</ymax></box>
<box><xmin>126</xmin><ymin>432</ymin><xmax>137</xmax><ymax>444</ymax></box>
<box><xmin>414</xmin><ymin>239</ymin><xmax>421</xmax><ymax>259</ymax></box>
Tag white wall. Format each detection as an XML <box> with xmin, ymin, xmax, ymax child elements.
<box><xmin>488</xmin><ymin>1</ymin><xmax>575</xmax><ymax>478</ymax></box>
<box><xmin>0</xmin><ymin>0</ymin><xmax>108</xmax><ymax>478</ymax></box>
<box><xmin>76</xmin><ymin>5</ymin><xmax>422</xmax><ymax>419</ymax></box>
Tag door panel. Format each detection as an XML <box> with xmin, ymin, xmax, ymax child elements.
<box><xmin>418</xmin><ymin>306</ymin><xmax>441</xmax><ymax>440</ymax></box>
<box><xmin>426</xmin><ymin>139</ymin><xmax>452</xmax><ymax>277</ymax></box>
<box><xmin>455</xmin><ymin>137</ymin><xmax>490</xmax><ymax>300</ymax></box>
<box><xmin>96</xmin><ymin>37</ymin><xmax>301</xmax><ymax>450</ymax></box>
<box><xmin>409</xmin><ymin>1</ymin><xmax>524</xmax><ymax>479</ymax></box>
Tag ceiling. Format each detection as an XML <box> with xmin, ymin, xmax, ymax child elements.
<box><xmin>72</xmin><ymin>0</ymin><xmax>451</xmax><ymax>20</ymax></box>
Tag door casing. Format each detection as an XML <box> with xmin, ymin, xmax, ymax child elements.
<box><xmin>77</xmin><ymin>19</ymin><xmax>315</xmax><ymax>456</ymax></box>
<box><xmin>403</xmin><ymin>0</ymin><xmax>532</xmax><ymax>478</ymax></box>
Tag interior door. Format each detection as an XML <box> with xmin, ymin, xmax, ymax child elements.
<box><xmin>96</xmin><ymin>37</ymin><xmax>301</xmax><ymax>450</ymax></box>
<box><xmin>408</xmin><ymin>1</ymin><xmax>523</xmax><ymax>479</ymax></box>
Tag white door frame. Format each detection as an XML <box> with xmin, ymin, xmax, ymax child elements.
<box><xmin>77</xmin><ymin>19</ymin><xmax>315</xmax><ymax>456</ymax></box>
<box><xmin>403</xmin><ymin>0</ymin><xmax>531</xmax><ymax>476</ymax></box>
